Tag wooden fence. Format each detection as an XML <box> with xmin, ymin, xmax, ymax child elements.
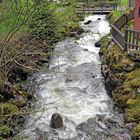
<box><xmin>111</xmin><ymin>24</ymin><xmax>125</xmax><ymax>50</ymax></box>
<box><xmin>113</xmin><ymin>12</ymin><xmax>134</xmax><ymax>29</ymax></box>
<box><xmin>125</xmin><ymin>28</ymin><xmax>140</xmax><ymax>50</ymax></box>
<box><xmin>111</xmin><ymin>11</ymin><xmax>140</xmax><ymax>51</ymax></box>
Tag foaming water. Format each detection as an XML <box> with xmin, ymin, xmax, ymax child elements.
<box><xmin>20</xmin><ymin>15</ymin><xmax>131</xmax><ymax>140</ymax></box>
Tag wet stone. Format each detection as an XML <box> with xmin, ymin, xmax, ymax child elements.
<box><xmin>97</xmin><ymin>18</ymin><xmax>101</xmax><ymax>20</ymax></box>
<box><xmin>84</xmin><ymin>20</ymin><xmax>92</xmax><ymax>25</ymax></box>
<box><xmin>83</xmin><ymin>48</ymin><xmax>88</xmax><ymax>51</ymax></box>
<box><xmin>65</xmin><ymin>79</ymin><xmax>73</xmax><ymax>83</ymax></box>
<box><xmin>95</xmin><ymin>41</ymin><xmax>101</xmax><ymax>47</ymax></box>
<box><xmin>50</xmin><ymin>113</ymin><xmax>63</xmax><ymax>129</ymax></box>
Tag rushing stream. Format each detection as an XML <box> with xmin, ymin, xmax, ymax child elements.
<box><xmin>20</xmin><ymin>15</ymin><xmax>131</xmax><ymax>140</ymax></box>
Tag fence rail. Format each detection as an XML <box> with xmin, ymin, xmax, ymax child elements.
<box><xmin>125</xmin><ymin>28</ymin><xmax>140</xmax><ymax>50</ymax></box>
<box><xmin>113</xmin><ymin>12</ymin><xmax>134</xmax><ymax>29</ymax></box>
<box><xmin>111</xmin><ymin>25</ymin><xmax>125</xmax><ymax>50</ymax></box>
<box><xmin>111</xmin><ymin>11</ymin><xmax>140</xmax><ymax>51</ymax></box>
<box><xmin>75</xmin><ymin>5</ymin><xmax>114</xmax><ymax>14</ymax></box>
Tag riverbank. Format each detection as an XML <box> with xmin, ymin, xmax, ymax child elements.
<box><xmin>0</xmin><ymin>1</ymin><xmax>84</xmax><ymax>139</ymax></box>
<box><xmin>99</xmin><ymin>35</ymin><xmax>140</xmax><ymax>140</ymax></box>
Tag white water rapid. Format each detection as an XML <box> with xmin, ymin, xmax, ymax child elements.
<box><xmin>20</xmin><ymin>15</ymin><xmax>131</xmax><ymax>140</ymax></box>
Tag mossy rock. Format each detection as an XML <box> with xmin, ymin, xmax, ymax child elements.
<box><xmin>128</xmin><ymin>50</ymin><xmax>140</xmax><ymax>62</ymax></box>
<box><xmin>132</xmin><ymin>124</ymin><xmax>140</xmax><ymax>138</ymax></box>
<box><xmin>114</xmin><ymin>94</ymin><xmax>130</xmax><ymax>109</ymax></box>
<box><xmin>99</xmin><ymin>35</ymin><xmax>110</xmax><ymax>56</ymax></box>
<box><xmin>123</xmin><ymin>78</ymin><xmax>140</xmax><ymax>91</ymax></box>
<box><xmin>126</xmin><ymin>69</ymin><xmax>140</xmax><ymax>80</ymax></box>
<box><xmin>125</xmin><ymin>95</ymin><xmax>140</xmax><ymax>122</ymax></box>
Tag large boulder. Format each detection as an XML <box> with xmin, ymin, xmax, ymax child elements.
<box><xmin>50</xmin><ymin>113</ymin><xmax>63</xmax><ymax>129</ymax></box>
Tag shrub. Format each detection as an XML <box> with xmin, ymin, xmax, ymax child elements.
<box><xmin>29</xmin><ymin>1</ymin><xmax>56</xmax><ymax>45</ymax></box>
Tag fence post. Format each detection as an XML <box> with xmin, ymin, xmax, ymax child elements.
<box><xmin>124</xmin><ymin>26</ymin><xmax>128</xmax><ymax>51</ymax></box>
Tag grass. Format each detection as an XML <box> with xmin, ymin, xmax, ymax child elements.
<box><xmin>0</xmin><ymin>0</ymin><xmax>28</xmax><ymax>38</ymax></box>
<box><xmin>0</xmin><ymin>0</ymin><xmax>83</xmax><ymax>41</ymax></box>
<box><xmin>119</xmin><ymin>0</ymin><xmax>128</xmax><ymax>7</ymax></box>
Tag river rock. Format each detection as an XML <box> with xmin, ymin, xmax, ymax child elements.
<box><xmin>125</xmin><ymin>123</ymin><xmax>137</xmax><ymax>131</ymax></box>
<box><xmin>84</xmin><ymin>20</ymin><xmax>92</xmax><ymax>25</ymax></box>
<box><xmin>97</xmin><ymin>18</ymin><xmax>101</xmax><ymax>20</ymax></box>
<box><xmin>95</xmin><ymin>41</ymin><xmax>101</xmax><ymax>47</ymax></box>
<box><xmin>68</xmin><ymin>32</ymin><xmax>78</xmax><ymax>37</ymax></box>
<box><xmin>15</xmin><ymin>95</ymin><xmax>27</xmax><ymax>107</ymax></box>
<box><xmin>128</xmin><ymin>51</ymin><xmax>140</xmax><ymax>62</ymax></box>
<box><xmin>83</xmin><ymin>48</ymin><xmax>88</xmax><ymax>51</ymax></box>
<box><xmin>65</xmin><ymin>79</ymin><xmax>73</xmax><ymax>83</ymax></box>
<box><xmin>76</xmin><ymin>28</ymin><xmax>85</xmax><ymax>35</ymax></box>
<box><xmin>50</xmin><ymin>113</ymin><xmax>63</xmax><ymax>129</ymax></box>
<box><xmin>122</xmin><ymin>63</ymin><xmax>135</xmax><ymax>72</ymax></box>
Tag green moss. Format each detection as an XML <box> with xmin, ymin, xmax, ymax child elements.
<box><xmin>101</xmin><ymin>44</ymin><xmax>135</xmax><ymax>73</ymax></box>
<box><xmin>99</xmin><ymin>35</ymin><xmax>110</xmax><ymax>56</ymax></box>
<box><xmin>106</xmin><ymin>45</ymin><xmax>123</xmax><ymax>63</ymax></box>
<box><xmin>123</xmin><ymin>78</ymin><xmax>140</xmax><ymax>90</ymax></box>
<box><xmin>126</xmin><ymin>69</ymin><xmax>140</xmax><ymax>80</ymax></box>
<box><xmin>0</xmin><ymin>103</ymin><xmax>19</xmax><ymax>115</ymax></box>
<box><xmin>0</xmin><ymin>125</ymin><xmax>11</xmax><ymax>138</ymax></box>
<box><xmin>12</xmin><ymin>136</ymin><xmax>24</xmax><ymax>140</ymax></box>
<box><xmin>114</xmin><ymin>94</ymin><xmax>130</xmax><ymax>109</ymax></box>
<box><xmin>125</xmin><ymin>95</ymin><xmax>140</xmax><ymax>122</ymax></box>
<box><xmin>132</xmin><ymin>124</ymin><xmax>140</xmax><ymax>137</ymax></box>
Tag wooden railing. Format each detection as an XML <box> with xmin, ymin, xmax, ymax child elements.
<box><xmin>111</xmin><ymin>25</ymin><xmax>125</xmax><ymax>50</ymax></box>
<box><xmin>113</xmin><ymin>12</ymin><xmax>134</xmax><ymax>29</ymax></box>
<box><xmin>76</xmin><ymin>0</ymin><xmax>117</xmax><ymax>7</ymax></box>
<box><xmin>125</xmin><ymin>28</ymin><xmax>140</xmax><ymax>50</ymax></box>
<box><xmin>75</xmin><ymin>6</ymin><xmax>114</xmax><ymax>14</ymax></box>
<box><xmin>110</xmin><ymin>11</ymin><xmax>140</xmax><ymax>51</ymax></box>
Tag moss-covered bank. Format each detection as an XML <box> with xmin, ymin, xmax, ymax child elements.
<box><xmin>99</xmin><ymin>35</ymin><xmax>140</xmax><ymax>140</ymax></box>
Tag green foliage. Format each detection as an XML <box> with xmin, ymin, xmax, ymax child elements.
<box><xmin>0</xmin><ymin>103</ymin><xmax>19</xmax><ymax>115</ymax></box>
<box><xmin>48</xmin><ymin>0</ymin><xmax>83</xmax><ymax>40</ymax></box>
<box><xmin>0</xmin><ymin>0</ymin><xmax>83</xmax><ymax>42</ymax></box>
<box><xmin>12</xmin><ymin>136</ymin><xmax>23</xmax><ymax>140</ymax></box>
<box><xmin>0</xmin><ymin>0</ymin><xmax>33</xmax><ymax>37</ymax></box>
<box><xmin>29</xmin><ymin>1</ymin><xmax>56</xmax><ymax>44</ymax></box>
<box><xmin>119</xmin><ymin>0</ymin><xmax>128</xmax><ymax>7</ymax></box>
<box><xmin>0</xmin><ymin>125</ymin><xmax>11</xmax><ymax>138</ymax></box>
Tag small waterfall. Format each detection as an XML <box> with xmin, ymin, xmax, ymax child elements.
<box><xmin>20</xmin><ymin>15</ymin><xmax>131</xmax><ymax>140</ymax></box>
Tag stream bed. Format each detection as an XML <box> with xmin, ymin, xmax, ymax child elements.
<box><xmin>20</xmin><ymin>15</ymin><xmax>131</xmax><ymax>140</ymax></box>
